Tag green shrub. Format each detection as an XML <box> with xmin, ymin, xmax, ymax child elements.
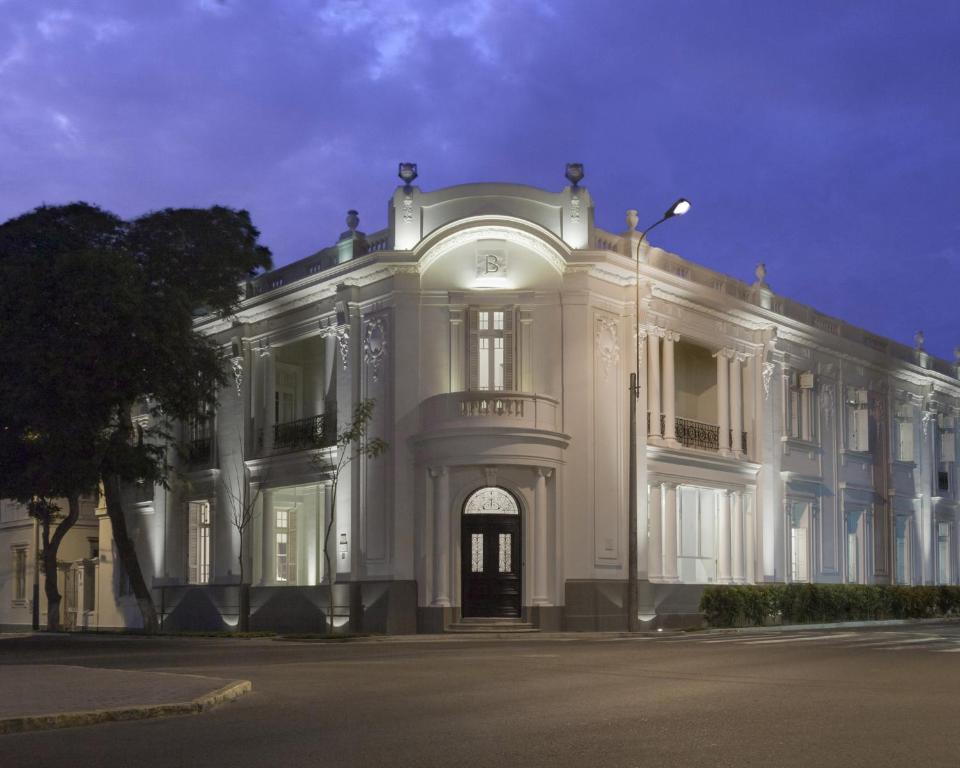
<box><xmin>699</xmin><ymin>583</ymin><xmax>960</xmax><ymax>627</ymax></box>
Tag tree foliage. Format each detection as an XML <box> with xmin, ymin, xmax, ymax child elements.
<box><xmin>0</xmin><ymin>202</ymin><xmax>271</xmax><ymax>632</ymax></box>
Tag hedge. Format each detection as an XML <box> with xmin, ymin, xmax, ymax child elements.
<box><xmin>699</xmin><ymin>584</ymin><xmax>960</xmax><ymax>627</ymax></box>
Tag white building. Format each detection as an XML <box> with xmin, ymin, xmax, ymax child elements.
<box><xmin>89</xmin><ymin>166</ymin><xmax>960</xmax><ymax>632</ymax></box>
<box><xmin>0</xmin><ymin>497</ymin><xmax>100</xmax><ymax>631</ymax></box>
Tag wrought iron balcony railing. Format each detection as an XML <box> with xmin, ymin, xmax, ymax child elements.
<box><xmin>268</xmin><ymin>414</ymin><xmax>335</xmax><ymax>452</ymax></box>
<box><xmin>647</xmin><ymin>413</ymin><xmax>748</xmax><ymax>454</ymax></box>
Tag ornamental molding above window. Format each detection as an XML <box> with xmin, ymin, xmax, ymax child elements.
<box><xmin>464</xmin><ymin>487</ymin><xmax>519</xmax><ymax>516</ymax></box>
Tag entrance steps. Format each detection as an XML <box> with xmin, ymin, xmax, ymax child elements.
<box><xmin>445</xmin><ymin>617</ymin><xmax>539</xmax><ymax>634</ymax></box>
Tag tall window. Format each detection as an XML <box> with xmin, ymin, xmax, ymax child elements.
<box><xmin>677</xmin><ymin>487</ymin><xmax>718</xmax><ymax>584</ymax></box>
<box><xmin>846</xmin><ymin>509</ymin><xmax>864</xmax><ymax>584</ymax></box>
<box><xmin>845</xmin><ymin>387</ymin><xmax>870</xmax><ymax>452</ymax></box>
<box><xmin>13</xmin><ymin>547</ymin><xmax>27</xmax><ymax>602</ymax></box>
<box><xmin>789</xmin><ymin>501</ymin><xmax>811</xmax><ymax>582</ymax></box>
<box><xmin>469</xmin><ymin>309</ymin><xmax>513</xmax><ymax>391</ymax></box>
<box><xmin>894</xmin><ymin>404</ymin><xmax>915</xmax><ymax>462</ymax></box>
<box><xmin>937</xmin><ymin>522</ymin><xmax>952</xmax><ymax>585</ymax></box>
<box><xmin>786</xmin><ymin>371</ymin><xmax>816</xmax><ymax>441</ymax></box>
<box><xmin>188</xmin><ymin>501</ymin><xmax>212</xmax><ymax>584</ymax></box>
<box><xmin>275</xmin><ymin>506</ymin><xmax>297</xmax><ymax>583</ymax></box>
<box><xmin>274</xmin><ymin>364</ymin><xmax>301</xmax><ymax>424</ymax></box>
<box><xmin>894</xmin><ymin>517</ymin><xmax>911</xmax><ymax>585</ymax></box>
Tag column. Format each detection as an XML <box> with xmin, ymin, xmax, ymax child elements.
<box><xmin>263</xmin><ymin>347</ymin><xmax>275</xmax><ymax>451</ymax></box>
<box><xmin>322</xmin><ymin>330</ymin><xmax>337</xmax><ymax>415</ymax></box>
<box><xmin>648</xmin><ymin>482</ymin><xmax>663</xmax><ymax>580</ymax></box>
<box><xmin>261</xmin><ymin>490</ymin><xmax>274</xmax><ymax>585</ymax></box>
<box><xmin>731</xmin><ymin>491</ymin><xmax>744</xmax><ymax>583</ymax></box>
<box><xmin>647</xmin><ymin>329</ymin><xmax>662</xmax><ymax>438</ymax></box>
<box><xmin>718</xmin><ymin>489</ymin><xmax>731</xmax><ymax>583</ymax></box>
<box><xmin>431</xmin><ymin>467</ymin><xmax>450</xmax><ymax>607</ymax></box>
<box><xmin>730</xmin><ymin>354</ymin><xmax>743</xmax><ymax>457</ymax></box>
<box><xmin>662</xmin><ymin>482</ymin><xmax>679</xmax><ymax>581</ymax></box>
<box><xmin>745</xmin><ymin>495</ymin><xmax>756</xmax><ymax>583</ymax></box>
<box><xmin>663</xmin><ymin>331</ymin><xmax>679</xmax><ymax>445</ymax></box>
<box><xmin>716</xmin><ymin>349</ymin><xmax>731</xmax><ymax>455</ymax></box>
<box><xmin>519</xmin><ymin>310</ymin><xmax>534</xmax><ymax>393</ymax></box>
<box><xmin>534</xmin><ymin>468</ymin><xmax>551</xmax><ymax>604</ymax></box>
<box><xmin>449</xmin><ymin>310</ymin><xmax>464</xmax><ymax>392</ymax></box>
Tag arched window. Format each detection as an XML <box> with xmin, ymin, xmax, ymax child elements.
<box><xmin>464</xmin><ymin>487</ymin><xmax>519</xmax><ymax>515</ymax></box>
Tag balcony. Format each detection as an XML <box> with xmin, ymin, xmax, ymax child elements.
<box><xmin>259</xmin><ymin>414</ymin><xmax>335</xmax><ymax>454</ymax></box>
<box><xmin>421</xmin><ymin>391</ymin><xmax>561</xmax><ymax>435</ymax></box>
<box><xmin>648</xmin><ymin>413</ymin><xmax>747</xmax><ymax>454</ymax></box>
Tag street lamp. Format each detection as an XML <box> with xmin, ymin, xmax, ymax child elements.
<box><xmin>627</xmin><ymin>197</ymin><xmax>691</xmax><ymax>632</ymax></box>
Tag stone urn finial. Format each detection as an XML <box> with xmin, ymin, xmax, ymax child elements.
<box><xmin>754</xmin><ymin>262</ymin><xmax>768</xmax><ymax>287</ymax></box>
<box><xmin>914</xmin><ymin>330</ymin><xmax>925</xmax><ymax>351</ymax></box>
<box><xmin>626</xmin><ymin>209</ymin><xmax>639</xmax><ymax>232</ymax></box>
<box><xmin>346</xmin><ymin>209</ymin><xmax>360</xmax><ymax>233</ymax></box>
<box><xmin>565</xmin><ymin>163</ymin><xmax>584</xmax><ymax>186</ymax></box>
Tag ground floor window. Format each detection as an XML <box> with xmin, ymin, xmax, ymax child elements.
<box><xmin>13</xmin><ymin>546</ymin><xmax>27</xmax><ymax>602</ymax></box>
<box><xmin>788</xmin><ymin>501</ymin><xmax>811</xmax><ymax>582</ymax></box>
<box><xmin>264</xmin><ymin>484</ymin><xmax>326</xmax><ymax>585</ymax></box>
<box><xmin>937</xmin><ymin>522</ymin><xmax>952</xmax><ymax>585</ymax></box>
<box><xmin>846</xmin><ymin>509</ymin><xmax>864</xmax><ymax>584</ymax></box>
<box><xmin>677</xmin><ymin>487</ymin><xmax>717</xmax><ymax>583</ymax></box>
<box><xmin>187</xmin><ymin>501</ymin><xmax>212</xmax><ymax>585</ymax></box>
<box><xmin>894</xmin><ymin>517</ymin><xmax>911</xmax><ymax>585</ymax></box>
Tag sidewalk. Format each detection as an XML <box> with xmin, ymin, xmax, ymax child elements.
<box><xmin>0</xmin><ymin>665</ymin><xmax>250</xmax><ymax>735</ymax></box>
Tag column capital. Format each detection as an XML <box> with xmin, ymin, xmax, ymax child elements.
<box><xmin>534</xmin><ymin>467</ymin><xmax>554</xmax><ymax>479</ymax></box>
<box><xmin>733</xmin><ymin>351</ymin><xmax>751</xmax><ymax>363</ymax></box>
<box><xmin>664</xmin><ymin>330</ymin><xmax>681</xmax><ymax>343</ymax></box>
<box><xmin>713</xmin><ymin>347</ymin><xmax>736</xmax><ymax>360</ymax></box>
<box><xmin>428</xmin><ymin>466</ymin><xmax>448</xmax><ymax>479</ymax></box>
<box><xmin>647</xmin><ymin>325</ymin><xmax>666</xmax><ymax>338</ymax></box>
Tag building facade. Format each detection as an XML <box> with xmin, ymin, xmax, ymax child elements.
<box><xmin>84</xmin><ymin>168</ymin><xmax>960</xmax><ymax>632</ymax></box>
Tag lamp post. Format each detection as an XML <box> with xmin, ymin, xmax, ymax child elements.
<box><xmin>627</xmin><ymin>197</ymin><xmax>690</xmax><ymax>632</ymax></box>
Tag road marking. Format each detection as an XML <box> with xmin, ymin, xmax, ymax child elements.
<box><xmin>699</xmin><ymin>633</ymin><xmax>822</xmax><ymax>644</ymax></box>
<box><xmin>745</xmin><ymin>632</ymin><xmax>859</xmax><ymax>645</ymax></box>
<box><xmin>934</xmin><ymin>647</ymin><xmax>960</xmax><ymax>653</ymax></box>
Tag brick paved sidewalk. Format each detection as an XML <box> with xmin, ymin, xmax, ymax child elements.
<box><xmin>0</xmin><ymin>665</ymin><xmax>250</xmax><ymax>733</ymax></box>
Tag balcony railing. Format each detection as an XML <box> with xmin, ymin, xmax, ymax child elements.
<box><xmin>420</xmin><ymin>391</ymin><xmax>560</xmax><ymax>434</ymax></box>
<box><xmin>261</xmin><ymin>414</ymin><xmax>335</xmax><ymax>453</ymax></box>
<box><xmin>185</xmin><ymin>436</ymin><xmax>212</xmax><ymax>466</ymax></box>
<box><xmin>647</xmin><ymin>413</ymin><xmax>748</xmax><ymax>454</ymax></box>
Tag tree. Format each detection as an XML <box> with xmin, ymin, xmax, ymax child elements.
<box><xmin>217</xmin><ymin>429</ymin><xmax>264</xmax><ymax>632</ymax></box>
<box><xmin>0</xmin><ymin>203</ymin><xmax>272</xmax><ymax>633</ymax></box>
<box><xmin>0</xmin><ymin>205</ymin><xmax>133</xmax><ymax>630</ymax></box>
<box><xmin>311</xmin><ymin>399</ymin><xmax>388</xmax><ymax>634</ymax></box>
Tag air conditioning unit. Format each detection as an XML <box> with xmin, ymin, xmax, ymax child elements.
<box><xmin>799</xmin><ymin>372</ymin><xmax>815</xmax><ymax>389</ymax></box>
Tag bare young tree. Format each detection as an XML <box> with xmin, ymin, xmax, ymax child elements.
<box><xmin>311</xmin><ymin>399</ymin><xmax>388</xmax><ymax>634</ymax></box>
<box><xmin>217</xmin><ymin>429</ymin><xmax>263</xmax><ymax>632</ymax></box>
<box><xmin>27</xmin><ymin>496</ymin><xmax>81</xmax><ymax>631</ymax></box>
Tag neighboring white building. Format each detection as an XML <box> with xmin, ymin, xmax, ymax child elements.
<box><xmin>0</xmin><ymin>497</ymin><xmax>99</xmax><ymax>631</ymax></box>
<box><xmin>88</xmin><ymin>167</ymin><xmax>960</xmax><ymax>631</ymax></box>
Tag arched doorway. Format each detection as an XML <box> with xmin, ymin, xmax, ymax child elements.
<box><xmin>461</xmin><ymin>487</ymin><xmax>522</xmax><ymax>618</ymax></box>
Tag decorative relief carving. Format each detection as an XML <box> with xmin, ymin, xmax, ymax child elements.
<box><xmin>570</xmin><ymin>195</ymin><xmax>582</xmax><ymax>223</ymax></box>
<box><xmin>762</xmin><ymin>361</ymin><xmax>776</xmax><ymax>399</ymax></box>
<box><xmin>321</xmin><ymin>321</ymin><xmax>351</xmax><ymax>371</ymax></box>
<box><xmin>822</xmin><ymin>383</ymin><xmax>835</xmax><ymax>423</ymax></box>
<box><xmin>230</xmin><ymin>356</ymin><xmax>244</xmax><ymax>398</ymax></box>
<box><xmin>363</xmin><ymin>315</ymin><xmax>388</xmax><ymax>382</ymax></box>
<box><xmin>595</xmin><ymin>317</ymin><xmax>620</xmax><ymax>381</ymax></box>
<box><xmin>401</xmin><ymin>196</ymin><xmax>414</xmax><ymax>224</ymax></box>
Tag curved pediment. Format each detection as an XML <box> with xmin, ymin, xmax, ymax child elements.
<box><xmin>416</xmin><ymin>218</ymin><xmax>568</xmax><ymax>291</ymax></box>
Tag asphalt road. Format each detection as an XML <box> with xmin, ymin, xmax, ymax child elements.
<box><xmin>3</xmin><ymin>623</ymin><xmax>960</xmax><ymax>768</ymax></box>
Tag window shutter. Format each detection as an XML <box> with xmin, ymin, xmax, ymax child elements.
<box><xmin>187</xmin><ymin>504</ymin><xmax>198</xmax><ymax>584</ymax></box>
<box><xmin>942</xmin><ymin>432</ymin><xmax>956</xmax><ymax>463</ymax></box>
<box><xmin>502</xmin><ymin>309</ymin><xmax>514</xmax><ymax>390</ymax></box>
<box><xmin>468</xmin><ymin>308</ymin><xmax>480</xmax><ymax>390</ymax></box>
<box><xmin>287</xmin><ymin>508</ymin><xmax>298</xmax><ymax>585</ymax></box>
<box><xmin>855</xmin><ymin>408</ymin><xmax>869</xmax><ymax>452</ymax></box>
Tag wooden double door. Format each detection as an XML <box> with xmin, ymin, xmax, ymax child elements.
<box><xmin>461</xmin><ymin>513</ymin><xmax>522</xmax><ymax>618</ymax></box>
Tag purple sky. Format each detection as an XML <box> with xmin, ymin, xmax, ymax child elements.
<box><xmin>2</xmin><ymin>0</ymin><xmax>958</xmax><ymax>359</ymax></box>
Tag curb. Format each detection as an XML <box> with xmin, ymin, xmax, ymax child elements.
<box><xmin>0</xmin><ymin>679</ymin><xmax>252</xmax><ymax>736</ymax></box>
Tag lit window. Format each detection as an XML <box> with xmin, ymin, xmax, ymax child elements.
<box><xmin>471</xmin><ymin>534</ymin><xmax>483</xmax><ymax>573</ymax></box>
<box><xmin>188</xmin><ymin>501</ymin><xmax>212</xmax><ymax>585</ymax></box>
<box><xmin>275</xmin><ymin>506</ymin><xmax>297</xmax><ymax>583</ymax></box>
<box><xmin>470</xmin><ymin>309</ymin><xmax>513</xmax><ymax>391</ymax></box>
<box><xmin>498</xmin><ymin>533</ymin><xmax>512</xmax><ymax>572</ymax></box>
